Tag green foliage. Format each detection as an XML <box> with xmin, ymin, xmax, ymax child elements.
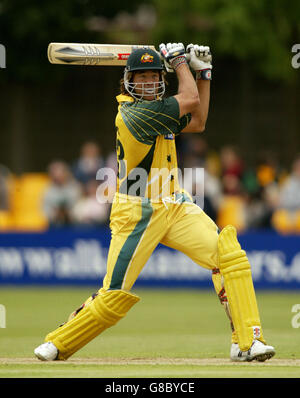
<box><xmin>0</xmin><ymin>0</ymin><xmax>299</xmax><ymax>83</ymax></box>
<box><xmin>0</xmin><ymin>0</ymin><xmax>99</xmax><ymax>82</ymax></box>
<box><xmin>152</xmin><ymin>0</ymin><xmax>300</xmax><ymax>83</ymax></box>
<box><xmin>0</xmin><ymin>0</ymin><xmax>151</xmax><ymax>83</ymax></box>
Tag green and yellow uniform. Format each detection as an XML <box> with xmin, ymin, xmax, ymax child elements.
<box><xmin>41</xmin><ymin>46</ymin><xmax>269</xmax><ymax>360</ymax></box>
<box><xmin>115</xmin><ymin>94</ymin><xmax>189</xmax><ymax>199</ymax></box>
<box><xmin>44</xmin><ymin>94</ymin><xmax>266</xmax><ymax>360</ymax></box>
<box><xmin>103</xmin><ymin>94</ymin><xmax>220</xmax><ymax>292</ymax></box>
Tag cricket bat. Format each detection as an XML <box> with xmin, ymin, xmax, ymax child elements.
<box><xmin>47</xmin><ymin>43</ymin><xmax>157</xmax><ymax>66</ymax></box>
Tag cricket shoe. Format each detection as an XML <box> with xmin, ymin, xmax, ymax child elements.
<box><xmin>34</xmin><ymin>342</ymin><xmax>58</xmax><ymax>361</ymax></box>
<box><xmin>230</xmin><ymin>340</ymin><xmax>275</xmax><ymax>362</ymax></box>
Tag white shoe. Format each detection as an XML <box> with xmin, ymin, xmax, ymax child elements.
<box><xmin>34</xmin><ymin>342</ymin><xmax>58</xmax><ymax>361</ymax></box>
<box><xmin>230</xmin><ymin>340</ymin><xmax>275</xmax><ymax>362</ymax></box>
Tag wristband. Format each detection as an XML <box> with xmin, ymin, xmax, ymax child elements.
<box><xmin>171</xmin><ymin>55</ymin><xmax>187</xmax><ymax>71</ymax></box>
<box><xmin>196</xmin><ymin>69</ymin><xmax>212</xmax><ymax>80</ymax></box>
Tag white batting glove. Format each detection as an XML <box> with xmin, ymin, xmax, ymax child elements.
<box><xmin>159</xmin><ymin>42</ymin><xmax>187</xmax><ymax>72</ymax></box>
<box><xmin>186</xmin><ymin>44</ymin><xmax>212</xmax><ymax>80</ymax></box>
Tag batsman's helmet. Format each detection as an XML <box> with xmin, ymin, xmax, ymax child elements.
<box><xmin>124</xmin><ymin>48</ymin><xmax>165</xmax><ymax>100</ymax></box>
<box><xmin>125</xmin><ymin>48</ymin><xmax>164</xmax><ymax>72</ymax></box>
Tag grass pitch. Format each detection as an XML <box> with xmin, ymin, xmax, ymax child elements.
<box><xmin>0</xmin><ymin>287</ymin><xmax>300</xmax><ymax>378</ymax></box>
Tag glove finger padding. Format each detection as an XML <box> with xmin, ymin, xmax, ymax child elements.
<box><xmin>186</xmin><ymin>43</ymin><xmax>194</xmax><ymax>53</ymax></box>
<box><xmin>186</xmin><ymin>43</ymin><xmax>194</xmax><ymax>62</ymax></box>
<box><xmin>159</xmin><ymin>42</ymin><xmax>186</xmax><ymax>71</ymax></box>
<box><xmin>186</xmin><ymin>43</ymin><xmax>212</xmax><ymax>80</ymax></box>
<box><xmin>159</xmin><ymin>43</ymin><xmax>173</xmax><ymax>72</ymax></box>
<box><xmin>194</xmin><ymin>45</ymin><xmax>212</xmax><ymax>63</ymax></box>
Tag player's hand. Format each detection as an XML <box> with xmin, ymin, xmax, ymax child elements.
<box><xmin>186</xmin><ymin>44</ymin><xmax>212</xmax><ymax>72</ymax></box>
<box><xmin>159</xmin><ymin>42</ymin><xmax>186</xmax><ymax>72</ymax></box>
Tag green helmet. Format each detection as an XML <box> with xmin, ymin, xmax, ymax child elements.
<box><xmin>124</xmin><ymin>48</ymin><xmax>165</xmax><ymax>100</ymax></box>
<box><xmin>125</xmin><ymin>48</ymin><xmax>164</xmax><ymax>72</ymax></box>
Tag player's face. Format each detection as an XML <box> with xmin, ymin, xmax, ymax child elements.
<box><xmin>132</xmin><ymin>70</ymin><xmax>161</xmax><ymax>100</ymax></box>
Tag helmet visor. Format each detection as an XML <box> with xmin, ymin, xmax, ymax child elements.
<box><xmin>124</xmin><ymin>80</ymin><xmax>165</xmax><ymax>101</ymax></box>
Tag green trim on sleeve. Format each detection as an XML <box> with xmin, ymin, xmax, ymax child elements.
<box><xmin>120</xmin><ymin>97</ymin><xmax>190</xmax><ymax>141</ymax></box>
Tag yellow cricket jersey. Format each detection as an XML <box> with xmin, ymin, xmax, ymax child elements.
<box><xmin>115</xmin><ymin>94</ymin><xmax>191</xmax><ymax>202</ymax></box>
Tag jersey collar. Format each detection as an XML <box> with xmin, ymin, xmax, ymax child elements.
<box><xmin>116</xmin><ymin>94</ymin><xmax>134</xmax><ymax>104</ymax></box>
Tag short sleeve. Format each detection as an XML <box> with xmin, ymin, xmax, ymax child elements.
<box><xmin>120</xmin><ymin>97</ymin><xmax>191</xmax><ymax>142</ymax></box>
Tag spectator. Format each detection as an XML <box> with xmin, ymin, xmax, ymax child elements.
<box><xmin>216</xmin><ymin>146</ymin><xmax>247</xmax><ymax>231</ymax></box>
<box><xmin>220</xmin><ymin>145</ymin><xmax>244</xmax><ymax>181</ymax></box>
<box><xmin>222</xmin><ymin>173</ymin><xmax>243</xmax><ymax>196</ymax></box>
<box><xmin>242</xmin><ymin>153</ymin><xmax>280</xmax><ymax>230</ymax></box>
<box><xmin>72</xmin><ymin>141</ymin><xmax>105</xmax><ymax>185</ymax></box>
<box><xmin>181</xmin><ymin>135</ymin><xmax>209</xmax><ymax>168</ymax></box>
<box><xmin>183</xmin><ymin>165</ymin><xmax>222</xmax><ymax>222</ymax></box>
<box><xmin>105</xmin><ymin>151</ymin><xmax>118</xmax><ymax>176</ymax></box>
<box><xmin>71</xmin><ymin>179</ymin><xmax>111</xmax><ymax>226</ymax></box>
<box><xmin>180</xmin><ymin>136</ymin><xmax>223</xmax><ymax>221</ymax></box>
<box><xmin>272</xmin><ymin>155</ymin><xmax>300</xmax><ymax>234</ymax></box>
<box><xmin>256</xmin><ymin>150</ymin><xmax>279</xmax><ymax>188</ymax></box>
<box><xmin>0</xmin><ymin>165</ymin><xmax>10</xmax><ymax>211</ymax></box>
<box><xmin>43</xmin><ymin>160</ymin><xmax>82</xmax><ymax>227</ymax></box>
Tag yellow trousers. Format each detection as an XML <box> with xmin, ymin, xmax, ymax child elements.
<box><xmin>45</xmin><ymin>192</ymin><xmax>256</xmax><ymax>360</ymax></box>
<box><xmin>103</xmin><ymin>192</ymin><xmax>219</xmax><ymax>291</ymax></box>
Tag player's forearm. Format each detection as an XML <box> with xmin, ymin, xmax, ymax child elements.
<box><xmin>176</xmin><ymin>63</ymin><xmax>199</xmax><ymax>100</ymax></box>
<box><xmin>174</xmin><ymin>64</ymin><xmax>200</xmax><ymax>116</ymax></box>
<box><xmin>180</xmin><ymin>43</ymin><xmax>212</xmax><ymax>132</ymax></box>
<box><xmin>181</xmin><ymin>78</ymin><xmax>210</xmax><ymax>133</ymax></box>
<box><xmin>195</xmin><ymin>78</ymin><xmax>210</xmax><ymax>129</ymax></box>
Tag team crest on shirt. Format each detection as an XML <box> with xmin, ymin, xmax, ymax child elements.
<box><xmin>164</xmin><ymin>133</ymin><xmax>174</xmax><ymax>140</ymax></box>
<box><xmin>141</xmin><ymin>53</ymin><xmax>154</xmax><ymax>63</ymax></box>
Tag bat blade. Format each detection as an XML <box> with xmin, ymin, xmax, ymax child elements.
<box><xmin>47</xmin><ymin>43</ymin><xmax>156</xmax><ymax>66</ymax></box>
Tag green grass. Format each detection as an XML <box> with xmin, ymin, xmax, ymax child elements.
<box><xmin>0</xmin><ymin>287</ymin><xmax>300</xmax><ymax>378</ymax></box>
<box><xmin>1</xmin><ymin>364</ymin><xmax>300</xmax><ymax>379</ymax></box>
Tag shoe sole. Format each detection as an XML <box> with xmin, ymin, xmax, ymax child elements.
<box><xmin>231</xmin><ymin>349</ymin><xmax>275</xmax><ymax>362</ymax></box>
<box><xmin>248</xmin><ymin>350</ymin><xmax>275</xmax><ymax>362</ymax></box>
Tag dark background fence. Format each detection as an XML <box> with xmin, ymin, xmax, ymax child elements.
<box><xmin>1</xmin><ymin>63</ymin><xmax>299</xmax><ymax>174</ymax></box>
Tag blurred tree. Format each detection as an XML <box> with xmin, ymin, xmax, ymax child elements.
<box><xmin>0</xmin><ymin>0</ymin><xmax>299</xmax><ymax>172</ymax></box>
<box><xmin>0</xmin><ymin>0</ymin><xmax>153</xmax><ymax>172</ymax></box>
<box><xmin>152</xmin><ymin>0</ymin><xmax>300</xmax><ymax>83</ymax></box>
<box><xmin>0</xmin><ymin>0</ymin><xmax>99</xmax><ymax>172</ymax></box>
<box><xmin>151</xmin><ymin>0</ymin><xmax>300</xmax><ymax>165</ymax></box>
<box><xmin>0</xmin><ymin>0</ymin><xmax>88</xmax><ymax>83</ymax></box>
<box><xmin>0</xmin><ymin>0</ymin><xmax>153</xmax><ymax>83</ymax></box>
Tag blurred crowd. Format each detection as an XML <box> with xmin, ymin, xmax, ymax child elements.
<box><xmin>178</xmin><ymin>135</ymin><xmax>300</xmax><ymax>234</ymax></box>
<box><xmin>41</xmin><ymin>141</ymin><xmax>117</xmax><ymax>228</ymax></box>
<box><xmin>1</xmin><ymin>137</ymin><xmax>300</xmax><ymax>235</ymax></box>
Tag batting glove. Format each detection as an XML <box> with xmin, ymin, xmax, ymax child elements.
<box><xmin>159</xmin><ymin>42</ymin><xmax>187</xmax><ymax>72</ymax></box>
<box><xmin>186</xmin><ymin>44</ymin><xmax>212</xmax><ymax>80</ymax></box>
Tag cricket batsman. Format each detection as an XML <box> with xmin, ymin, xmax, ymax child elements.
<box><xmin>34</xmin><ymin>43</ymin><xmax>275</xmax><ymax>362</ymax></box>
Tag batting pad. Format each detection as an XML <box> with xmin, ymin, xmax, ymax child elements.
<box><xmin>45</xmin><ymin>289</ymin><xmax>140</xmax><ymax>360</ymax></box>
<box><xmin>218</xmin><ymin>225</ymin><xmax>265</xmax><ymax>351</ymax></box>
